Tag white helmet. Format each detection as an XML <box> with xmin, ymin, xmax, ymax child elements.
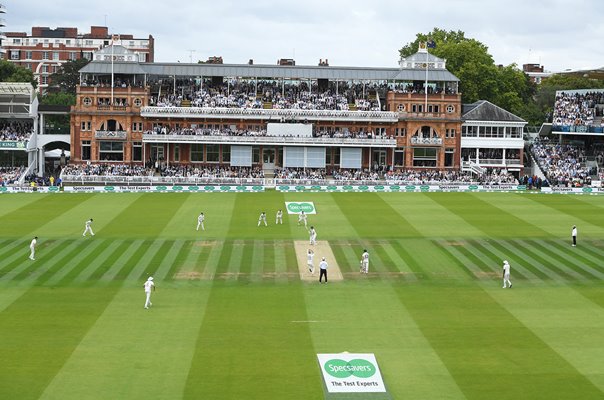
<box><xmin>503</xmin><ymin>260</ymin><xmax>509</xmax><ymax>264</ymax></box>
<box><xmin>148</xmin><ymin>276</ymin><xmax>154</xmax><ymax>281</ymax></box>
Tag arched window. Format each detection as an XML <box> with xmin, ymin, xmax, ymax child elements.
<box><xmin>99</xmin><ymin>119</ymin><xmax>124</xmax><ymax>132</ymax></box>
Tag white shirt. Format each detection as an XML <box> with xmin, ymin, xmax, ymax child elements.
<box><xmin>277</xmin><ymin>211</ymin><xmax>282</xmax><ymax>217</ymax></box>
<box><xmin>362</xmin><ymin>252</ymin><xmax>369</xmax><ymax>263</ymax></box>
<box><xmin>85</xmin><ymin>220</ymin><xmax>92</xmax><ymax>227</ymax></box>
<box><xmin>572</xmin><ymin>227</ymin><xmax>577</xmax><ymax>237</ymax></box>
<box><xmin>310</xmin><ymin>228</ymin><xmax>316</xmax><ymax>237</ymax></box>
<box><xmin>30</xmin><ymin>238</ymin><xmax>37</xmax><ymax>249</ymax></box>
<box><xmin>503</xmin><ymin>263</ymin><xmax>510</xmax><ymax>275</ymax></box>
<box><xmin>259</xmin><ymin>213</ymin><xmax>266</xmax><ymax>220</ymax></box>
<box><xmin>144</xmin><ymin>280</ymin><xmax>155</xmax><ymax>293</ymax></box>
<box><xmin>319</xmin><ymin>260</ymin><xmax>328</xmax><ymax>270</ymax></box>
<box><xmin>307</xmin><ymin>252</ymin><xmax>314</xmax><ymax>264</ymax></box>
<box><xmin>198</xmin><ymin>214</ymin><xmax>204</xmax><ymax>222</ymax></box>
<box><xmin>298</xmin><ymin>213</ymin><xmax>307</xmax><ymax>221</ymax></box>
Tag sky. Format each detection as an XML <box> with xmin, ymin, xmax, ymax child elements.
<box><xmin>5</xmin><ymin>0</ymin><xmax>604</xmax><ymax>72</ymax></box>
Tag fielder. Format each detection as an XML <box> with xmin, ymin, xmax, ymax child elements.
<box><xmin>571</xmin><ymin>225</ymin><xmax>577</xmax><ymax>247</ymax></box>
<box><xmin>82</xmin><ymin>218</ymin><xmax>94</xmax><ymax>236</ymax></box>
<box><xmin>307</xmin><ymin>249</ymin><xmax>315</xmax><ymax>274</ymax></box>
<box><xmin>360</xmin><ymin>249</ymin><xmax>369</xmax><ymax>273</ymax></box>
<box><xmin>144</xmin><ymin>276</ymin><xmax>155</xmax><ymax>309</ymax></box>
<box><xmin>258</xmin><ymin>211</ymin><xmax>267</xmax><ymax>227</ymax></box>
<box><xmin>197</xmin><ymin>212</ymin><xmax>205</xmax><ymax>231</ymax></box>
<box><xmin>502</xmin><ymin>260</ymin><xmax>512</xmax><ymax>288</ymax></box>
<box><xmin>29</xmin><ymin>236</ymin><xmax>38</xmax><ymax>260</ymax></box>
<box><xmin>309</xmin><ymin>226</ymin><xmax>317</xmax><ymax>245</ymax></box>
<box><xmin>276</xmin><ymin>209</ymin><xmax>283</xmax><ymax>225</ymax></box>
<box><xmin>298</xmin><ymin>211</ymin><xmax>308</xmax><ymax>228</ymax></box>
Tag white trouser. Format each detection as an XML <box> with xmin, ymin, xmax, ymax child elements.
<box><xmin>503</xmin><ymin>273</ymin><xmax>511</xmax><ymax>288</ymax></box>
<box><xmin>83</xmin><ymin>226</ymin><xmax>94</xmax><ymax>236</ymax></box>
<box><xmin>362</xmin><ymin>262</ymin><xmax>369</xmax><ymax>273</ymax></box>
<box><xmin>29</xmin><ymin>248</ymin><xmax>35</xmax><ymax>260</ymax></box>
<box><xmin>258</xmin><ymin>219</ymin><xmax>267</xmax><ymax>226</ymax></box>
<box><xmin>145</xmin><ymin>291</ymin><xmax>152</xmax><ymax>308</ymax></box>
<box><xmin>197</xmin><ymin>221</ymin><xmax>204</xmax><ymax>231</ymax></box>
<box><xmin>276</xmin><ymin>217</ymin><xmax>282</xmax><ymax>224</ymax></box>
<box><xmin>308</xmin><ymin>263</ymin><xmax>314</xmax><ymax>273</ymax></box>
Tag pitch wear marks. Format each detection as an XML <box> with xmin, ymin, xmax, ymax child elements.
<box><xmin>317</xmin><ymin>353</ymin><xmax>386</xmax><ymax>393</ymax></box>
<box><xmin>285</xmin><ymin>202</ymin><xmax>317</xmax><ymax>215</ymax></box>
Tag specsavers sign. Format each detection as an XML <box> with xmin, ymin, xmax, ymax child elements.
<box><xmin>285</xmin><ymin>201</ymin><xmax>316</xmax><ymax>214</ymax></box>
<box><xmin>317</xmin><ymin>353</ymin><xmax>386</xmax><ymax>393</ymax></box>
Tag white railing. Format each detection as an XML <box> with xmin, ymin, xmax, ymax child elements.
<box><xmin>140</xmin><ymin>106</ymin><xmax>399</xmax><ymax>122</ymax></box>
<box><xmin>142</xmin><ymin>134</ymin><xmax>397</xmax><ymax>147</ymax></box>
<box><xmin>410</xmin><ymin>136</ymin><xmax>443</xmax><ymax>145</ymax></box>
<box><xmin>61</xmin><ymin>175</ymin><xmax>265</xmax><ymax>186</ymax></box>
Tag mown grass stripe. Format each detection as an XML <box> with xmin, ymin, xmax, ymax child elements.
<box><xmin>452</xmin><ymin>239</ymin><xmax>497</xmax><ymax>275</ymax></box>
<box><xmin>531</xmin><ymin>239</ymin><xmax>604</xmax><ymax>280</ymax></box>
<box><xmin>201</xmin><ymin>241</ymin><xmax>225</xmax><ymax>280</ymax></box>
<box><xmin>435</xmin><ymin>239</ymin><xmax>483</xmax><ymax>280</ymax></box>
<box><xmin>238</xmin><ymin>240</ymin><xmax>254</xmax><ymax>282</ymax></box>
<box><xmin>44</xmin><ymin>240</ymin><xmax>110</xmax><ymax>287</ymax></box>
<box><xmin>123</xmin><ymin>239</ymin><xmax>168</xmax><ymax>283</ymax></box>
<box><xmin>86</xmin><ymin>241</ymin><xmax>134</xmax><ymax>283</ymax></box>
<box><xmin>283</xmin><ymin>241</ymin><xmax>298</xmax><ymax>276</ymax></box>
<box><xmin>391</xmin><ymin>240</ymin><xmax>430</xmax><ymax>280</ymax></box>
<box><xmin>371</xmin><ymin>242</ymin><xmax>401</xmax><ymax>275</ymax></box>
<box><xmin>487</xmin><ymin>240</ymin><xmax>553</xmax><ymax>281</ymax></box>
<box><xmin>330</xmin><ymin>240</ymin><xmax>354</xmax><ymax>273</ymax></box>
<box><xmin>339</xmin><ymin>242</ymin><xmax>362</xmax><ymax>272</ymax></box>
<box><xmin>571</xmin><ymin>242</ymin><xmax>604</xmax><ymax>262</ymax></box>
<box><xmin>12</xmin><ymin>240</ymin><xmax>82</xmax><ymax>283</ymax></box>
<box><xmin>110</xmin><ymin>240</ymin><xmax>154</xmax><ymax>282</ymax></box>
<box><xmin>509</xmin><ymin>239</ymin><xmax>583</xmax><ymax>282</ymax></box>
<box><xmin>154</xmin><ymin>241</ymin><xmax>186</xmax><ymax>281</ymax></box>
<box><xmin>462</xmin><ymin>240</ymin><xmax>529</xmax><ymax>281</ymax></box>
<box><xmin>226</xmin><ymin>240</ymin><xmax>245</xmax><ymax>281</ymax></box>
<box><xmin>172</xmin><ymin>240</ymin><xmax>202</xmax><ymax>276</ymax></box>
<box><xmin>74</xmin><ymin>241</ymin><xmax>130</xmax><ymax>283</ymax></box>
<box><xmin>465</xmin><ymin>240</ymin><xmax>532</xmax><ymax>281</ymax></box>
<box><xmin>379</xmin><ymin>241</ymin><xmax>418</xmax><ymax>281</ymax></box>
<box><xmin>35</xmin><ymin>241</ymin><xmax>96</xmax><ymax>286</ymax></box>
<box><xmin>0</xmin><ymin>239</ymin><xmax>56</xmax><ymax>276</ymax></box>
<box><xmin>0</xmin><ymin>240</ymin><xmax>28</xmax><ymax>264</ymax></box>
<box><xmin>98</xmin><ymin>240</ymin><xmax>145</xmax><ymax>283</ymax></box>
<box><xmin>250</xmin><ymin>241</ymin><xmax>264</xmax><ymax>282</ymax></box>
<box><xmin>515</xmin><ymin>239</ymin><xmax>593</xmax><ymax>281</ymax></box>
<box><xmin>273</xmin><ymin>240</ymin><xmax>288</xmax><ymax>283</ymax></box>
<box><xmin>163</xmin><ymin>241</ymin><xmax>195</xmax><ymax>281</ymax></box>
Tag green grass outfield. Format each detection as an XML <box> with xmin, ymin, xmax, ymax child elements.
<box><xmin>1</xmin><ymin>191</ymin><xmax>604</xmax><ymax>400</ymax></box>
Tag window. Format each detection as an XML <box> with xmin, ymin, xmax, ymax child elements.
<box><xmin>41</xmin><ymin>76</ymin><xmax>48</xmax><ymax>85</ymax></box>
<box><xmin>445</xmin><ymin>148</ymin><xmax>455</xmax><ymax>167</ymax></box>
<box><xmin>32</xmin><ymin>39</ymin><xmax>38</xmax><ymax>44</ymax></box>
<box><xmin>133</xmin><ymin>98</ymin><xmax>142</xmax><ymax>107</ymax></box>
<box><xmin>85</xmin><ymin>40</ymin><xmax>94</xmax><ymax>46</ymax></box>
<box><xmin>81</xmin><ymin>140</ymin><xmax>91</xmax><ymax>161</ymax></box>
<box><xmin>394</xmin><ymin>148</ymin><xmax>405</xmax><ymax>167</ymax></box>
<box><xmin>80</xmin><ymin>121</ymin><xmax>92</xmax><ymax>131</ymax></box>
<box><xmin>222</xmin><ymin>145</ymin><xmax>230</xmax><ymax>163</ymax></box>
<box><xmin>446</xmin><ymin>105</ymin><xmax>455</xmax><ymax>113</ymax></box>
<box><xmin>132</xmin><ymin>142</ymin><xmax>142</xmax><ymax>162</ymax></box>
<box><xmin>446</xmin><ymin>129</ymin><xmax>455</xmax><ymax>138</ymax></box>
<box><xmin>132</xmin><ymin>122</ymin><xmax>143</xmax><ymax>132</ymax></box>
<box><xmin>334</xmin><ymin>148</ymin><xmax>341</xmax><ymax>166</ymax></box>
<box><xmin>413</xmin><ymin>147</ymin><xmax>437</xmax><ymax>167</ymax></box>
<box><xmin>82</xmin><ymin>97</ymin><xmax>92</xmax><ymax>106</ymax></box>
<box><xmin>25</xmin><ymin>63</ymin><xmax>31</xmax><ymax>70</ymax></box>
<box><xmin>206</xmin><ymin>144</ymin><xmax>220</xmax><ymax>162</ymax></box>
<box><xmin>397</xmin><ymin>104</ymin><xmax>405</xmax><ymax>112</ymax></box>
<box><xmin>395</xmin><ymin>128</ymin><xmax>406</xmax><ymax>137</ymax></box>
<box><xmin>52</xmin><ymin>52</ymin><xmax>59</xmax><ymax>60</ymax></box>
<box><xmin>25</xmin><ymin>50</ymin><xmax>32</xmax><ymax>59</ymax></box>
<box><xmin>66</xmin><ymin>39</ymin><xmax>71</xmax><ymax>45</ymax></box>
<box><xmin>68</xmin><ymin>52</ymin><xmax>77</xmax><ymax>61</ymax></box>
<box><xmin>412</xmin><ymin>104</ymin><xmax>423</xmax><ymax>113</ymax></box>
<box><xmin>12</xmin><ymin>38</ymin><xmax>21</xmax><ymax>44</ymax></box>
<box><xmin>99</xmin><ymin>141</ymin><xmax>124</xmax><ymax>161</ymax></box>
<box><xmin>41</xmin><ymin>65</ymin><xmax>48</xmax><ymax>73</ymax></box>
<box><xmin>83</xmin><ymin>52</ymin><xmax>92</xmax><ymax>60</ymax></box>
<box><xmin>10</xmin><ymin>50</ymin><xmax>19</xmax><ymax>60</ymax></box>
<box><xmin>173</xmin><ymin>144</ymin><xmax>180</xmax><ymax>162</ymax></box>
<box><xmin>326</xmin><ymin>148</ymin><xmax>332</xmax><ymax>165</ymax></box>
<box><xmin>129</xmin><ymin>41</ymin><xmax>135</xmax><ymax>46</ymax></box>
<box><xmin>42</xmin><ymin>51</ymin><xmax>49</xmax><ymax>60</ymax></box>
<box><xmin>252</xmin><ymin>146</ymin><xmax>260</xmax><ymax>163</ymax></box>
<box><xmin>191</xmin><ymin>144</ymin><xmax>203</xmax><ymax>162</ymax></box>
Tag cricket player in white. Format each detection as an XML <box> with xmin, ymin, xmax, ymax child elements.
<box><xmin>82</xmin><ymin>218</ymin><xmax>94</xmax><ymax>236</ymax></box>
<box><xmin>29</xmin><ymin>236</ymin><xmax>38</xmax><ymax>260</ymax></box>
<box><xmin>276</xmin><ymin>210</ymin><xmax>283</xmax><ymax>225</ymax></box>
<box><xmin>571</xmin><ymin>225</ymin><xmax>577</xmax><ymax>247</ymax></box>
<box><xmin>298</xmin><ymin>211</ymin><xmax>308</xmax><ymax>228</ymax></box>
<box><xmin>309</xmin><ymin>226</ymin><xmax>317</xmax><ymax>245</ymax></box>
<box><xmin>502</xmin><ymin>260</ymin><xmax>512</xmax><ymax>288</ymax></box>
<box><xmin>197</xmin><ymin>212</ymin><xmax>205</xmax><ymax>231</ymax></box>
<box><xmin>360</xmin><ymin>249</ymin><xmax>369</xmax><ymax>273</ymax></box>
<box><xmin>258</xmin><ymin>212</ymin><xmax>267</xmax><ymax>227</ymax></box>
<box><xmin>307</xmin><ymin>249</ymin><xmax>315</xmax><ymax>274</ymax></box>
<box><xmin>144</xmin><ymin>277</ymin><xmax>155</xmax><ymax>309</ymax></box>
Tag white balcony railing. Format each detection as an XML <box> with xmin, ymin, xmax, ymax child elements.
<box><xmin>140</xmin><ymin>106</ymin><xmax>399</xmax><ymax>122</ymax></box>
<box><xmin>410</xmin><ymin>136</ymin><xmax>443</xmax><ymax>146</ymax></box>
<box><xmin>142</xmin><ymin>134</ymin><xmax>397</xmax><ymax>148</ymax></box>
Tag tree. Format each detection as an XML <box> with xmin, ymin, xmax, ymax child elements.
<box><xmin>48</xmin><ymin>58</ymin><xmax>90</xmax><ymax>94</ymax></box>
<box><xmin>0</xmin><ymin>60</ymin><xmax>36</xmax><ymax>87</ymax></box>
<box><xmin>399</xmin><ymin>28</ymin><xmax>536</xmax><ymax>122</ymax></box>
